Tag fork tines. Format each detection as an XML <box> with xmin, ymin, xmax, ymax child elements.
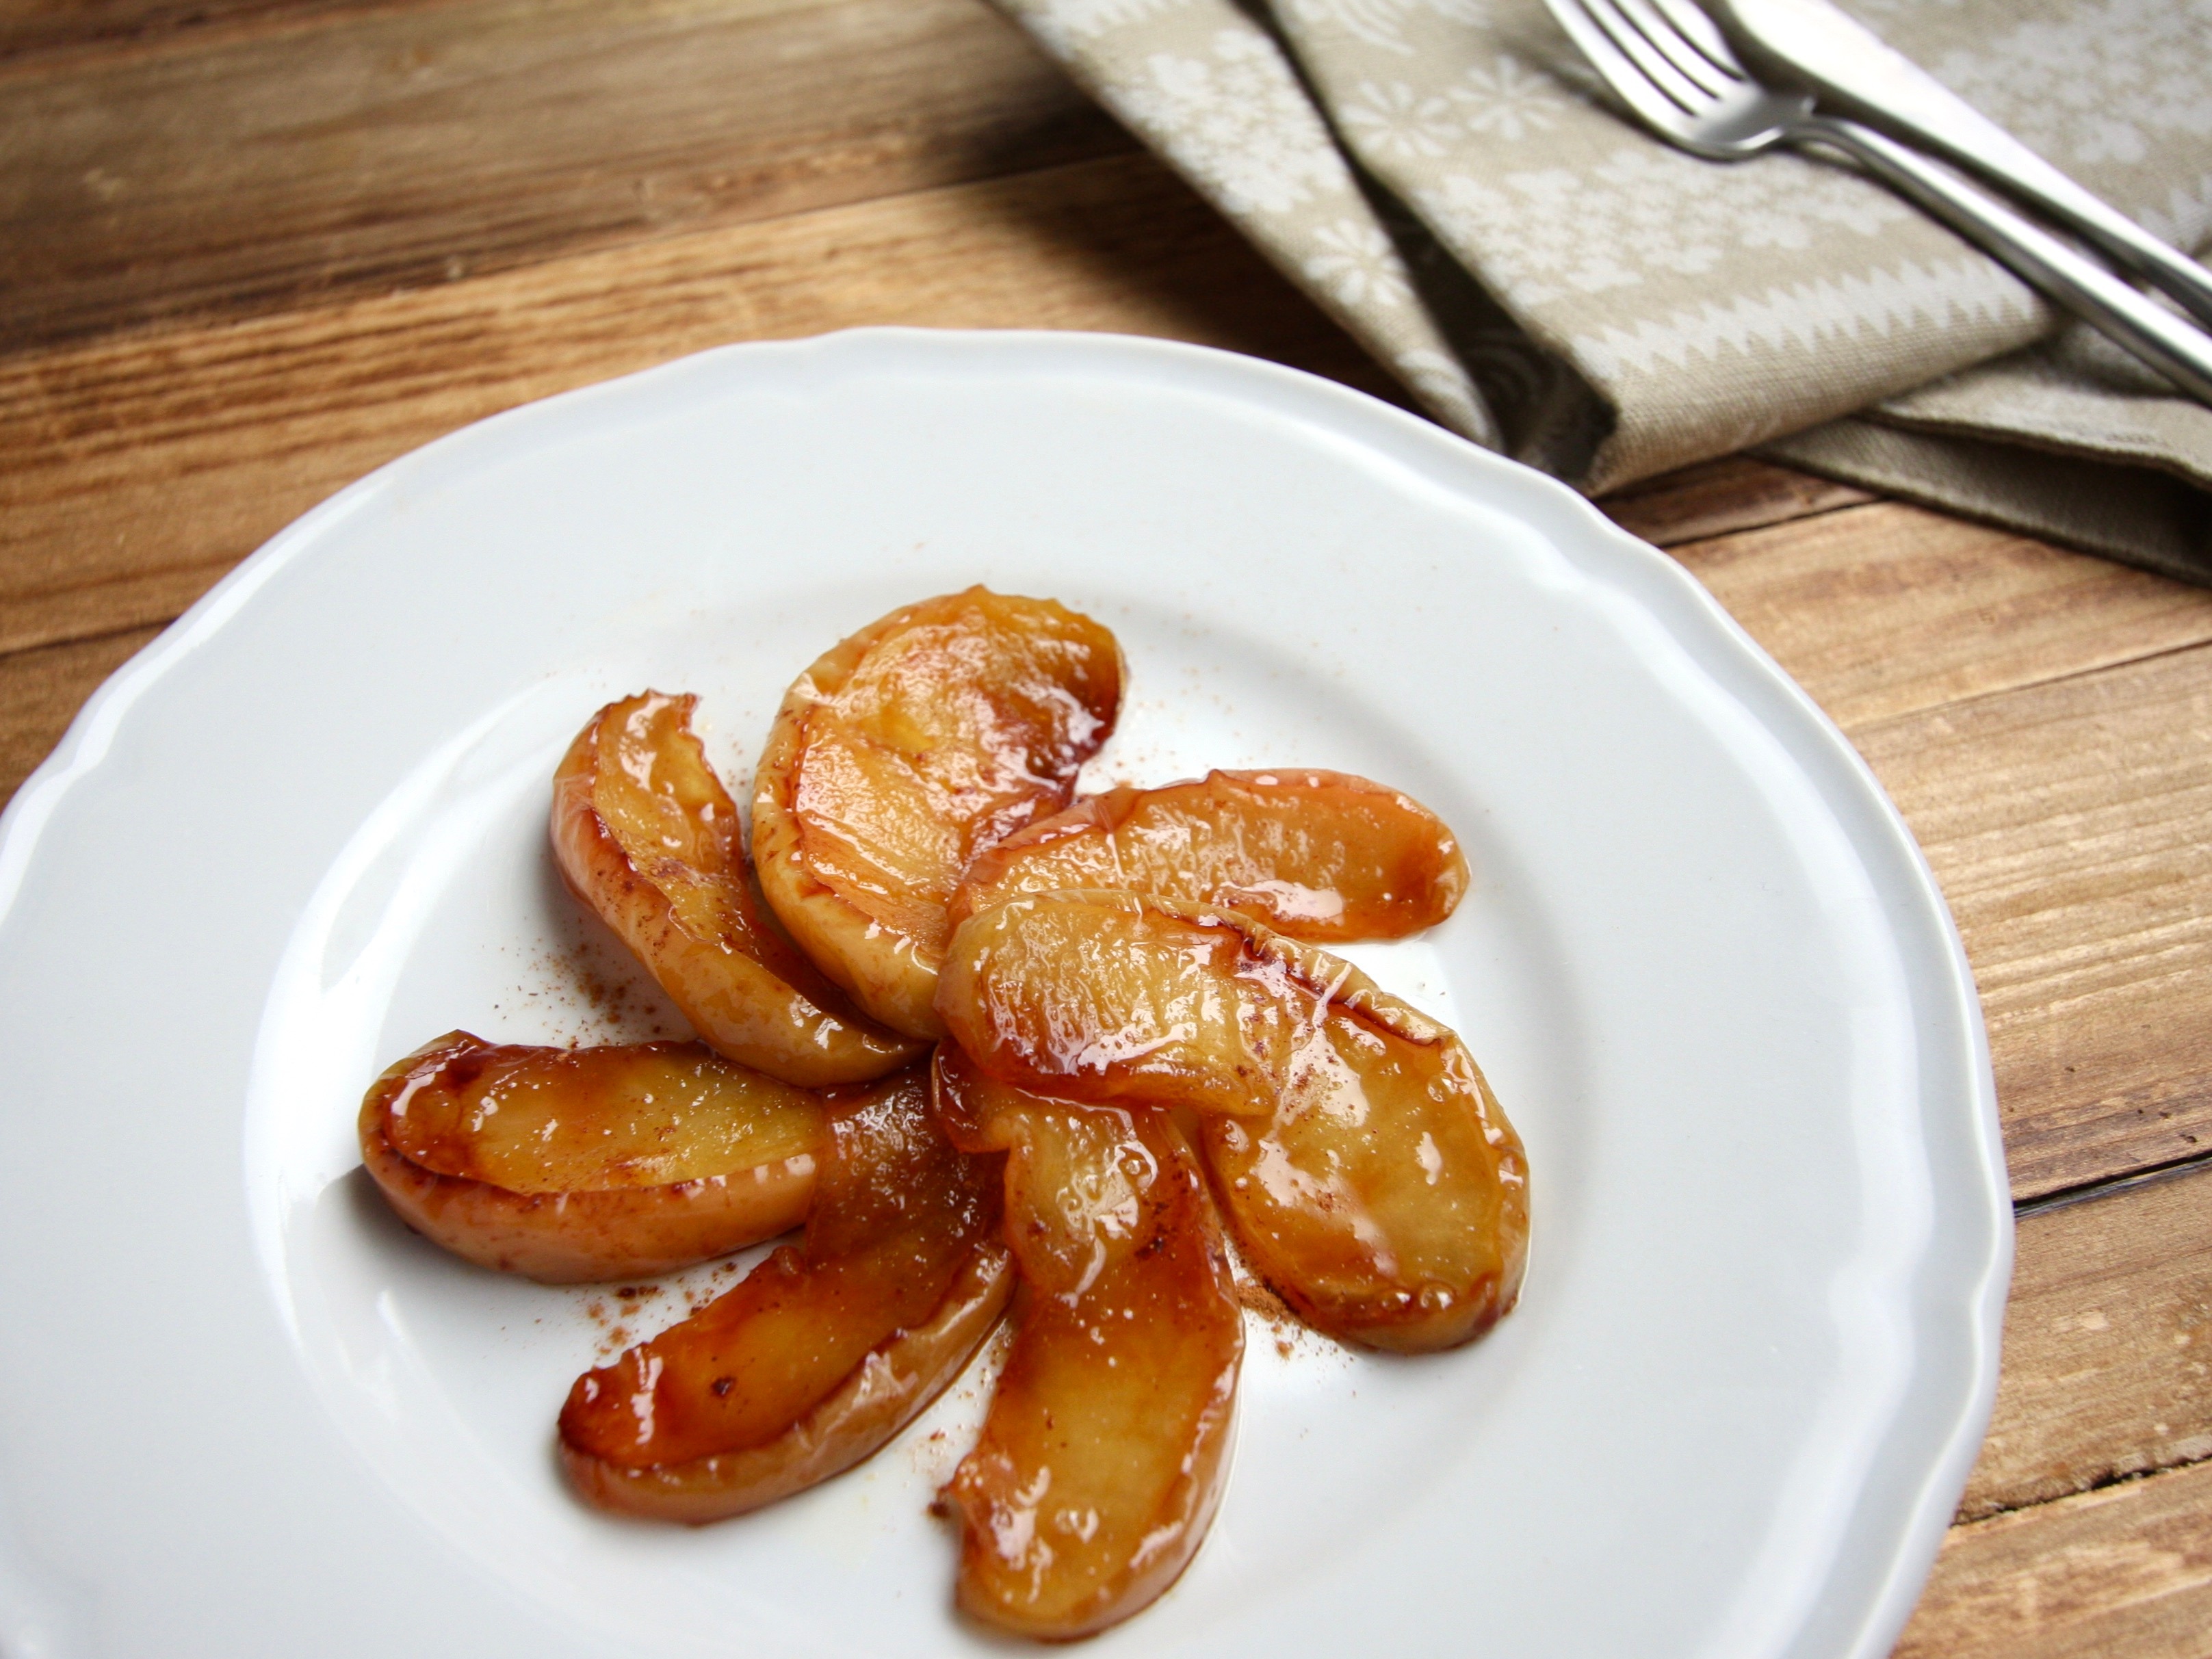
<box><xmin>1558</xmin><ymin>0</ymin><xmax>1747</xmax><ymax>118</ymax></box>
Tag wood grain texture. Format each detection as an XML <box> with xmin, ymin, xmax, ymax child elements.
<box><xmin>1897</xmin><ymin>1456</ymin><xmax>2212</xmax><ymax>1658</ymax></box>
<box><xmin>0</xmin><ymin>0</ymin><xmax>1127</xmax><ymax>348</ymax></box>
<box><xmin>1963</xmin><ymin>1166</ymin><xmax>2212</xmax><ymax>1521</ymax></box>
<box><xmin>0</xmin><ymin>151</ymin><xmax>1403</xmax><ymax>670</ymax></box>
<box><xmin>1600</xmin><ymin>455</ymin><xmax>1872</xmax><ymax>549</ymax></box>
<box><xmin>0</xmin><ymin>625</ymin><xmax>159</xmax><ymax>803</ymax></box>
<box><xmin>1855</xmin><ymin>644</ymin><xmax>2212</xmax><ymax>1200</ymax></box>
<box><xmin>0</xmin><ymin>1</ymin><xmax>453</xmax><ymax>60</ymax></box>
<box><xmin>1674</xmin><ymin>501</ymin><xmax>2212</xmax><ymax>728</ymax></box>
<box><xmin>8</xmin><ymin>3</ymin><xmax>2212</xmax><ymax>1646</ymax></box>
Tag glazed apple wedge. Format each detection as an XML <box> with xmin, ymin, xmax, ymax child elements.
<box><xmin>752</xmin><ymin>588</ymin><xmax>1123</xmax><ymax>1040</ymax></box>
<box><xmin>932</xmin><ymin>1046</ymin><xmax>1242</xmax><ymax>1640</ymax></box>
<box><xmin>359</xmin><ymin>1032</ymin><xmax>829</xmax><ymax>1283</ymax></box>
<box><xmin>939</xmin><ymin>891</ymin><xmax>1529</xmax><ymax>1351</ymax></box>
<box><xmin>558</xmin><ymin>1061</ymin><xmax>1011</xmax><ymax>1524</ymax></box>
<box><xmin>552</xmin><ymin>691</ymin><xmax>924</xmax><ymax>1087</ymax></box>
<box><xmin>935</xmin><ymin>889</ymin><xmax>1282</xmax><ymax>1117</ymax></box>
<box><xmin>949</xmin><ymin>768</ymin><xmax>1469</xmax><ymax>941</ymax></box>
<box><xmin>1200</xmin><ymin>1008</ymin><xmax>1528</xmax><ymax>1353</ymax></box>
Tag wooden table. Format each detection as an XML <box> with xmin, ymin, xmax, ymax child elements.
<box><xmin>4</xmin><ymin>3</ymin><xmax>2209</xmax><ymax>1650</ymax></box>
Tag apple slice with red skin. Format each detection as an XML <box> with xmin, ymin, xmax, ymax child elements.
<box><xmin>932</xmin><ymin>1045</ymin><xmax>1242</xmax><ymax>1641</ymax></box>
<box><xmin>751</xmin><ymin>588</ymin><xmax>1123</xmax><ymax>1040</ymax></box>
<box><xmin>558</xmin><ymin>1060</ymin><xmax>1010</xmax><ymax>1524</ymax></box>
<box><xmin>551</xmin><ymin>690</ymin><xmax>923</xmax><ymax>1087</ymax></box>
<box><xmin>359</xmin><ymin>1031</ymin><xmax>828</xmax><ymax>1283</ymax></box>
<box><xmin>949</xmin><ymin>768</ymin><xmax>1469</xmax><ymax>942</ymax></box>
<box><xmin>939</xmin><ymin>891</ymin><xmax>1529</xmax><ymax>1352</ymax></box>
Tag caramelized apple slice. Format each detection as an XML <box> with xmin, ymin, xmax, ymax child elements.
<box><xmin>752</xmin><ymin>588</ymin><xmax>1123</xmax><ymax>1039</ymax></box>
<box><xmin>939</xmin><ymin>891</ymin><xmax>1528</xmax><ymax>1350</ymax></box>
<box><xmin>558</xmin><ymin>1061</ymin><xmax>1010</xmax><ymax>1523</ymax></box>
<box><xmin>1200</xmin><ymin>1008</ymin><xmax>1528</xmax><ymax>1353</ymax></box>
<box><xmin>359</xmin><ymin>1031</ymin><xmax>828</xmax><ymax>1283</ymax></box>
<box><xmin>933</xmin><ymin>1046</ymin><xmax>1242</xmax><ymax>1639</ymax></box>
<box><xmin>950</xmin><ymin>768</ymin><xmax>1469</xmax><ymax>941</ymax></box>
<box><xmin>935</xmin><ymin>890</ymin><xmax>1276</xmax><ymax>1116</ymax></box>
<box><xmin>551</xmin><ymin>691</ymin><xmax>923</xmax><ymax>1087</ymax></box>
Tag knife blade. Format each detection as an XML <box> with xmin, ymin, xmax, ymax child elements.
<box><xmin>1705</xmin><ymin>0</ymin><xmax>2212</xmax><ymax>330</ymax></box>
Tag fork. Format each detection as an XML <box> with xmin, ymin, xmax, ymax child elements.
<box><xmin>1540</xmin><ymin>0</ymin><xmax>2212</xmax><ymax>404</ymax></box>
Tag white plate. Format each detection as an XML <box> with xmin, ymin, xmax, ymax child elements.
<box><xmin>0</xmin><ymin>330</ymin><xmax>2008</xmax><ymax>1659</ymax></box>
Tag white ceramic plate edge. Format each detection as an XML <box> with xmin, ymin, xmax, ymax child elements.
<box><xmin>0</xmin><ymin>328</ymin><xmax>2012</xmax><ymax>1659</ymax></box>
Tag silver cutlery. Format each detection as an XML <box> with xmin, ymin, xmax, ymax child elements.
<box><xmin>1541</xmin><ymin>0</ymin><xmax>2212</xmax><ymax>404</ymax></box>
<box><xmin>1708</xmin><ymin>0</ymin><xmax>2212</xmax><ymax>332</ymax></box>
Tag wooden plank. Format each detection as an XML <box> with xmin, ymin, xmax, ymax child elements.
<box><xmin>1676</xmin><ymin>501</ymin><xmax>2212</xmax><ymax>729</ymax></box>
<box><xmin>1598</xmin><ymin>456</ymin><xmax>1871</xmax><ymax>549</ymax></box>
<box><xmin>0</xmin><ymin>147</ymin><xmax>1398</xmax><ymax>675</ymax></box>
<box><xmin>1962</xmin><ymin>1165</ymin><xmax>2212</xmax><ymax>1521</ymax></box>
<box><xmin>1853</xmin><ymin>644</ymin><xmax>2212</xmax><ymax>1199</ymax></box>
<box><xmin>1905</xmin><ymin>1162</ymin><xmax>2212</xmax><ymax>1654</ymax></box>
<box><xmin>0</xmin><ymin>625</ymin><xmax>159</xmax><ymax>805</ymax></box>
<box><xmin>0</xmin><ymin>0</ymin><xmax>1126</xmax><ymax>348</ymax></box>
<box><xmin>0</xmin><ymin>1</ymin><xmax>452</xmax><ymax>61</ymax></box>
<box><xmin>1897</xmin><ymin>1456</ymin><xmax>2212</xmax><ymax>1658</ymax></box>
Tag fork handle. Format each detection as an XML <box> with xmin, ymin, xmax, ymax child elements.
<box><xmin>1797</xmin><ymin>114</ymin><xmax>2212</xmax><ymax>406</ymax></box>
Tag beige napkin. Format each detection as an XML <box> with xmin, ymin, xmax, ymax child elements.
<box><xmin>991</xmin><ymin>0</ymin><xmax>2212</xmax><ymax>583</ymax></box>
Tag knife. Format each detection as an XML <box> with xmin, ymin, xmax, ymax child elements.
<box><xmin>1704</xmin><ymin>0</ymin><xmax>2212</xmax><ymax>331</ymax></box>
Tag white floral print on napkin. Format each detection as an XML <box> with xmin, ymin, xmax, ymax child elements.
<box><xmin>989</xmin><ymin>0</ymin><xmax>2212</xmax><ymax>579</ymax></box>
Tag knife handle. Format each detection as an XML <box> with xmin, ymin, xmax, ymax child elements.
<box><xmin>1714</xmin><ymin>0</ymin><xmax>2212</xmax><ymax>331</ymax></box>
<box><xmin>1800</xmin><ymin>115</ymin><xmax>2212</xmax><ymax>406</ymax></box>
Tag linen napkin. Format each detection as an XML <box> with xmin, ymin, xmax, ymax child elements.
<box><xmin>991</xmin><ymin>0</ymin><xmax>2212</xmax><ymax>583</ymax></box>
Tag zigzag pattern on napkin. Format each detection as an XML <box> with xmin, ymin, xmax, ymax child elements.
<box><xmin>991</xmin><ymin>0</ymin><xmax>2212</xmax><ymax>565</ymax></box>
<box><xmin>1572</xmin><ymin>259</ymin><xmax>2044</xmax><ymax>385</ymax></box>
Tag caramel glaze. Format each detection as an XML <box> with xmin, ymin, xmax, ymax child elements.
<box><xmin>551</xmin><ymin>690</ymin><xmax>924</xmax><ymax>1087</ymax></box>
<box><xmin>939</xmin><ymin>891</ymin><xmax>1529</xmax><ymax>1353</ymax></box>
<box><xmin>949</xmin><ymin>768</ymin><xmax>1470</xmax><ymax>941</ymax></box>
<box><xmin>359</xmin><ymin>1031</ymin><xmax>829</xmax><ymax>1283</ymax></box>
<box><xmin>751</xmin><ymin>588</ymin><xmax>1123</xmax><ymax>1041</ymax></box>
<box><xmin>557</xmin><ymin>1060</ymin><xmax>1011</xmax><ymax>1523</ymax></box>
<box><xmin>935</xmin><ymin>889</ymin><xmax>1279</xmax><ymax>1117</ymax></box>
<box><xmin>933</xmin><ymin>1045</ymin><xmax>1242</xmax><ymax>1640</ymax></box>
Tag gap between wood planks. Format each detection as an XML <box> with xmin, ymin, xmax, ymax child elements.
<box><xmin>1968</xmin><ymin>1161</ymin><xmax>2212</xmax><ymax>1517</ymax></box>
<box><xmin>2018</xmin><ymin>1145</ymin><xmax>2212</xmax><ymax>1221</ymax></box>
<box><xmin>1897</xmin><ymin>1457</ymin><xmax>2212</xmax><ymax>1659</ymax></box>
<box><xmin>1897</xmin><ymin>1155</ymin><xmax>2212</xmax><ymax>1656</ymax></box>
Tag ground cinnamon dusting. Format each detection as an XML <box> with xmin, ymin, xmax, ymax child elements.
<box><xmin>570</xmin><ymin>962</ymin><xmax>640</xmax><ymax>1028</ymax></box>
<box><xmin>511</xmin><ymin>917</ymin><xmax>686</xmax><ymax>1047</ymax></box>
<box><xmin>1225</xmin><ymin>1253</ymin><xmax>1309</xmax><ymax>1359</ymax></box>
<box><xmin>1234</xmin><ymin>1272</ymin><xmax>1294</xmax><ymax>1324</ymax></box>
